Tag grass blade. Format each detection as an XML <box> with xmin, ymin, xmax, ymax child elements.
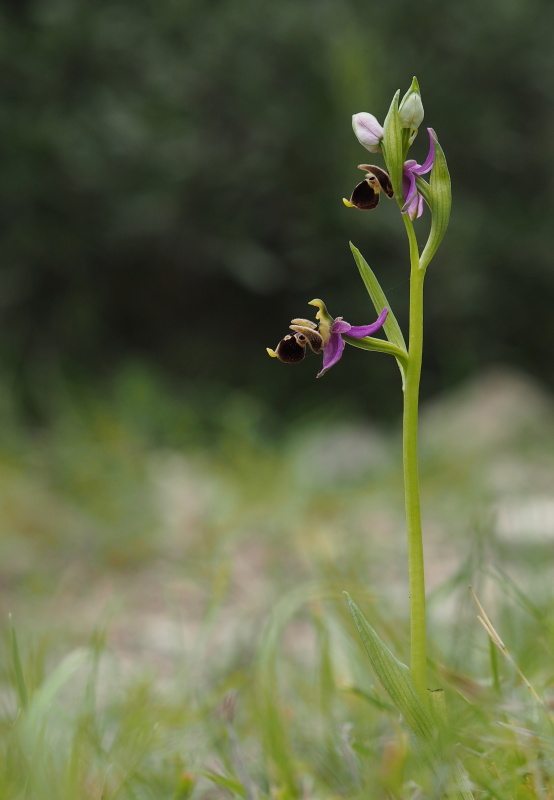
<box><xmin>9</xmin><ymin>615</ymin><xmax>28</xmax><ymax>711</ymax></box>
<box><xmin>199</xmin><ymin>770</ymin><xmax>246</xmax><ymax>798</ymax></box>
<box><xmin>470</xmin><ymin>587</ymin><xmax>552</xmax><ymax>718</ymax></box>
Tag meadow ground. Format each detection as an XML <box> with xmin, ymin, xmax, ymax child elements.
<box><xmin>2</xmin><ymin>367</ymin><xmax>554</xmax><ymax>799</ymax></box>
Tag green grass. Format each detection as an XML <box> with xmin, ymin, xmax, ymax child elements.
<box><xmin>2</xmin><ymin>368</ymin><xmax>554</xmax><ymax>798</ymax></box>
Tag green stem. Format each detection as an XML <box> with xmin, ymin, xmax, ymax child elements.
<box><xmin>402</xmin><ymin>214</ymin><xmax>427</xmax><ymax>702</ymax></box>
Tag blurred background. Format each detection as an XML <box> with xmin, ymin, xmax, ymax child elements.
<box><xmin>2</xmin><ymin>0</ymin><xmax>554</xmax><ymax>428</ymax></box>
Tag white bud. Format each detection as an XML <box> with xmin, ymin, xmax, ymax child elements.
<box><xmin>352</xmin><ymin>112</ymin><xmax>383</xmax><ymax>153</ymax></box>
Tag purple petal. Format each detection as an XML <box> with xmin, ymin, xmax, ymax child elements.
<box><xmin>402</xmin><ymin>192</ymin><xmax>420</xmax><ymax>219</ymax></box>
<box><xmin>347</xmin><ymin>307</ymin><xmax>388</xmax><ymax>338</ymax></box>
<box><xmin>416</xmin><ymin>193</ymin><xmax>424</xmax><ymax>219</ymax></box>
<box><xmin>331</xmin><ymin>318</ymin><xmax>351</xmax><ymax>334</ymax></box>
<box><xmin>316</xmin><ymin>332</ymin><xmax>345</xmax><ymax>378</ymax></box>
<box><xmin>402</xmin><ymin>169</ymin><xmax>417</xmax><ymax>209</ymax></box>
<box><xmin>408</xmin><ymin>195</ymin><xmax>420</xmax><ymax>220</ymax></box>
<box><xmin>410</xmin><ymin>128</ymin><xmax>435</xmax><ymax>176</ymax></box>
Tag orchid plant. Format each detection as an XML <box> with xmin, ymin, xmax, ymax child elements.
<box><xmin>268</xmin><ymin>78</ymin><xmax>455</xmax><ymax>776</ymax></box>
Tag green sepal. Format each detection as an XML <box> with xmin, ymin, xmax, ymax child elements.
<box><xmin>345</xmin><ymin>593</ymin><xmax>435</xmax><ymax>745</ymax></box>
<box><xmin>349</xmin><ymin>242</ymin><xmax>407</xmax><ymax>383</ymax></box>
<box><xmin>419</xmin><ymin>133</ymin><xmax>451</xmax><ymax>271</ymax></box>
<box><xmin>381</xmin><ymin>90</ymin><xmax>403</xmax><ymax>200</ymax></box>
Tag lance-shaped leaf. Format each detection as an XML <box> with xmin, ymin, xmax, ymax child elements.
<box><xmin>349</xmin><ymin>242</ymin><xmax>407</xmax><ymax>382</ymax></box>
<box><xmin>346</xmin><ymin>593</ymin><xmax>435</xmax><ymax>745</ymax></box>
<box><xmin>347</xmin><ymin>595</ymin><xmax>476</xmax><ymax>796</ymax></box>
<box><xmin>419</xmin><ymin>132</ymin><xmax>451</xmax><ymax>270</ymax></box>
<box><xmin>381</xmin><ymin>90</ymin><xmax>403</xmax><ymax>200</ymax></box>
<box><xmin>349</xmin><ymin>243</ymin><xmax>406</xmax><ymax>351</ymax></box>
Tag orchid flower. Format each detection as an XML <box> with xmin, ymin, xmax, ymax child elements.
<box><xmin>267</xmin><ymin>300</ymin><xmax>388</xmax><ymax>378</ymax></box>
<box><xmin>401</xmin><ymin>127</ymin><xmax>436</xmax><ymax>220</ymax></box>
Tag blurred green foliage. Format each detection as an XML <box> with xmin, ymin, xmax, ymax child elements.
<box><xmin>1</xmin><ymin>0</ymin><xmax>553</xmax><ymax>420</ymax></box>
<box><xmin>3</xmin><ymin>367</ymin><xmax>554</xmax><ymax>796</ymax></box>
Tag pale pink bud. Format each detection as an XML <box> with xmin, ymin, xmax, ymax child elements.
<box><xmin>352</xmin><ymin>112</ymin><xmax>383</xmax><ymax>153</ymax></box>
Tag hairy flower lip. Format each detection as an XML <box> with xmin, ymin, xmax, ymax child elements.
<box><xmin>343</xmin><ymin>165</ymin><xmax>394</xmax><ymax>211</ymax></box>
<box><xmin>266</xmin><ymin>335</ymin><xmax>305</xmax><ymax>363</ymax></box>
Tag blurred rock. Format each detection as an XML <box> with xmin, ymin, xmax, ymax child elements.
<box><xmin>494</xmin><ymin>494</ymin><xmax>554</xmax><ymax>543</ymax></box>
<box><xmin>289</xmin><ymin>423</ymin><xmax>392</xmax><ymax>488</ymax></box>
<box><xmin>421</xmin><ymin>368</ymin><xmax>554</xmax><ymax>454</ymax></box>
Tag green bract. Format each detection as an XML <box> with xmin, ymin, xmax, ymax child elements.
<box><xmin>419</xmin><ymin>133</ymin><xmax>452</xmax><ymax>270</ymax></box>
<box><xmin>382</xmin><ymin>90</ymin><xmax>404</xmax><ymax>200</ymax></box>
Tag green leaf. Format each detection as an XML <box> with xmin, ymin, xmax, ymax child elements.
<box><xmin>345</xmin><ymin>593</ymin><xmax>435</xmax><ymax>745</ymax></box>
<box><xmin>349</xmin><ymin>243</ymin><xmax>406</xmax><ymax>351</ymax></box>
<box><xmin>419</xmin><ymin>133</ymin><xmax>451</xmax><ymax>270</ymax></box>
<box><xmin>349</xmin><ymin>242</ymin><xmax>407</xmax><ymax>382</ymax></box>
<box><xmin>347</xmin><ymin>596</ymin><xmax>476</xmax><ymax>797</ymax></box>
<box><xmin>382</xmin><ymin>90</ymin><xmax>403</xmax><ymax>199</ymax></box>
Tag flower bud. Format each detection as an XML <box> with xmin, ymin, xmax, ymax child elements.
<box><xmin>399</xmin><ymin>77</ymin><xmax>424</xmax><ymax>130</ymax></box>
<box><xmin>352</xmin><ymin>112</ymin><xmax>383</xmax><ymax>153</ymax></box>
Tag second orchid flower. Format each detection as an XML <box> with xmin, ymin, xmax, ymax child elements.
<box><xmin>267</xmin><ymin>300</ymin><xmax>388</xmax><ymax>378</ymax></box>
